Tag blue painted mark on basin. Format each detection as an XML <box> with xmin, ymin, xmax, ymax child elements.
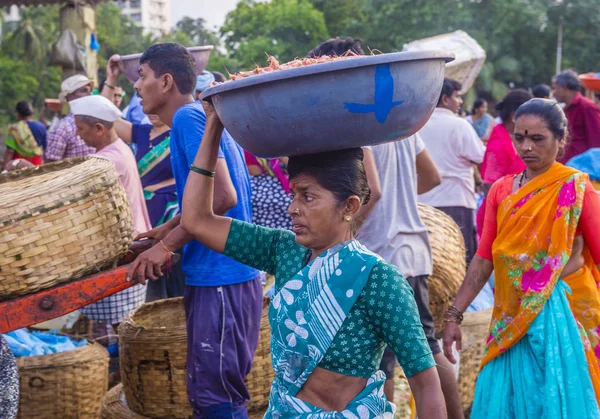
<box><xmin>344</xmin><ymin>64</ymin><xmax>404</xmax><ymax>124</ymax></box>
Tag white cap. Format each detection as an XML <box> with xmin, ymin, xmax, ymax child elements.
<box><xmin>59</xmin><ymin>74</ymin><xmax>94</xmax><ymax>101</ymax></box>
<box><xmin>70</xmin><ymin>95</ymin><xmax>122</xmax><ymax>123</ymax></box>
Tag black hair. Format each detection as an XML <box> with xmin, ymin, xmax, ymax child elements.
<box><xmin>77</xmin><ymin>115</ymin><xmax>114</xmax><ymax>130</ymax></box>
<box><xmin>307</xmin><ymin>37</ymin><xmax>365</xmax><ymax>58</ymax></box>
<box><xmin>287</xmin><ymin>148</ymin><xmax>371</xmax><ymax>207</ymax></box>
<box><xmin>437</xmin><ymin>78</ymin><xmax>462</xmax><ymax>105</ymax></box>
<box><xmin>15</xmin><ymin>101</ymin><xmax>33</xmax><ymax>118</ymax></box>
<box><xmin>140</xmin><ymin>43</ymin><xmax>197</xmax><ymax>95</ymax></box>
<box><xmin>211</xmin><ymin>71</ymin><xmax>227</xmax><ymax>83</ymax></box>
<box><xmin>514</xmin><ymin>98</ymin><xmax>568</xmax><ymax>141</ymax></box>
<box><xmin>532</xmin><ymin>84</ymin><xmax>551</xmax><ymax>98</ymax></box>
<box><xmin>495</xmin><ymin>89</ymin><xmax>533</xmax><ymax>123</ymax></box>
<box><xmin>552</xmin><ymin>70</ymin><xmax>581</xmax><ymax>92</ymax></box>
<box><xmin>472</xmin><ymin>98</ymin><xmax>487</xmax><ymax>114</ymax></box>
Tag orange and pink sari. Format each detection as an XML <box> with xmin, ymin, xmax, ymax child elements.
<box><xmin>472</xmin><ymin>163</ymin><xmax>600</xmax><ymax>418</ymax></box>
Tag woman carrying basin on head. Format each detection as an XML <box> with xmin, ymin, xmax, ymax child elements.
<box><xmin>173</xmin><ymin>100</ymin><xmax>446</xmax><ymax>417</ymax></box>
<box><xmin>443</xmin><ymin>98</ymin><xmax>600</xmax><ymax>418</ymax></box>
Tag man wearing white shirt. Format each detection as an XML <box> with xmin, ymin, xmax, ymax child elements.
<box><xmin>418</xmin><ymin>78</ymin><xmax>485</xmax><ymax>265</ymax></box>
<box><xmin>360</xmin><ymin>135</ymin><xmax>465</xmax><ymax>418</ymax></box>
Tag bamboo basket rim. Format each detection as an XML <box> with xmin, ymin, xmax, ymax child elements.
<box><xmin>102</xmin><ymin>384</ymin><xmax>149</xmax><ymax>419</ymax></box>
<box><xmin>0</xmin><ymin>156</ymin><xmax>121</xmax><ymax>226</ymax></box>
<box><xmin>0</xmin><ymin>156</ymin><xmax>97</xmax><ymax>185</ymax></box>
<box><xmin>121</xmin><ymin>297</ymin><xmax>187</xmax><ymax>332</ymax></box>
<box><xmin>16</xmin><ymin>340</ymin><xmax>109</xmax><ymax>370</ymax></box>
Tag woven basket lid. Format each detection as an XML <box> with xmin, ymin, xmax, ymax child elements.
<box><xmin>0</xmin><ymin>157</ymin><xmax>133</xmax><ymax>300</ymax></box>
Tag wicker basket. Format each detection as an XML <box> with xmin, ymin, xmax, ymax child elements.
<box><xmin>457</xmin><ymin>308</ymin><xmax>493</xmax><ymax>411</ymax></box>
<box><xmin>417</xmin><ymin>204</ymin><xmax>466</xmax><ymax>335</ymax></box>
<box><xmin>393</xmin><ymin>367</ymin><xmax>413</xmax><ymax>419</ymax></box>
<box><xmin>119</xmin><ymin>297</ymin><xmax>274</xmax><ymax>417</ymax></box>
<box><xmin>246</xmin><ymin>297</ymin><xmax>275</xmax><ymax>411</ymax></box>
<box><xmin>0</xmin><ymin>157</ymin><xmax>133</xmax><ymax>300</ymax></box>
<box><xmin>17</xmin><ymin>341</ymin><xmax>109</xmax><ymax>418</ymax></box>
<box><xmin>119</xmin><ymin>297</ymin><xmax>190</xmax><ymax>418</ymax></box>
<box><xmin>249</xmin><ymin>409</ymin><xmax>267</xmax><ymax>419</ymax></box>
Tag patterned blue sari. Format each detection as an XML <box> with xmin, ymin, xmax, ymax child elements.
<box><xmin>264</xmin><ymin>240</ymin><xmax>396</xmax><ymax>418</ymax></box>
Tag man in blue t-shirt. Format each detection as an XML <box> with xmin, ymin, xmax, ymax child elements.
<box><xmin>127</xmin><ymin>43</ymin><xmax>261</xmax><ymax>419</ymax></box>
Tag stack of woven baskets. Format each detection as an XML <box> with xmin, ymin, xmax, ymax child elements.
<box><xmin>17</xmin><ymin>340</ymin><xmax>109</xmax><ymax>418</ymax></box>
<box><xmin>0</xmin><ymin>157</ymin><xmax>133</xmax><ymax>300</ymax></box>
<box><xmin>417</xmin><ymin>204</ymin><xmax>466</xmax><ymax>335</ymax></box>
<box><xmin>112</xmin><ymin>297</ymin><xmax>273</xmax><ymax>418</ymax></box>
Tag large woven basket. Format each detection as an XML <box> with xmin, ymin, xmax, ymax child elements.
<box><xmin>119</xmin><ymin>297</ymin><xmax>190</xmax><ymax>418</ymax></box>
<box><xmin>417</xmin><ymin>204</ymin><xmax>466</xmax><ymax>335</ymax></box>
<box><xmin>119</xmin><ymin>297</ymin><xmax>274</xmax><ymax>417</ymax></box>
<box><xmin>393</xmin><ymin>367</ymin><xmax>413</xmax><ymax>419</ymax></box>
<box><xmin>17</xmin><ymin>341</ymin><xmax>109</xmax><ymax>418</ymax></box>
<box><xmin>246</xmin><ymin>297</ymin><xmax>275</xmax><ymax>411</ymax></box>
<box><xmin>0</xmin><ymin>157</ymin><xmax>133</xmax><ymax>300</ymax></box>
<box><xmin>457</xmin><ymin>308</ymin><xmax>493</xmax><ymax>411</ymax></box>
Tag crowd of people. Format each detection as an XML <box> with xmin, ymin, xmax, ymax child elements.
<box><xmin>2</xmin><ymin>34</ymin><xmax>600</xmax><ymax>419</ymax></box>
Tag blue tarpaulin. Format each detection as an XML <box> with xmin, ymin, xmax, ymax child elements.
<box><xmin>566</xmin><ymin>148</ymin><xmax>600</xmax><ymax>182</ymax></box>
<box><xmin>466</xmin><ymin>272</ymin><xmax>495</xmax><ymax>313</ymax></box>
<box><xmin>3</xmin><ymin>329</ymin><xmax>87</xmax><ymax>357</ymax></box>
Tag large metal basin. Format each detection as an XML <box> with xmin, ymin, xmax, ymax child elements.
<box><xmin>116</xmin><ymin>46</ymin><xmax>214</xmax><ymax>83</ymax></box>
<box><xmin>202</xmin><ymin>51</ymin><xmax>454</xmax><ymax>157</ymax></box>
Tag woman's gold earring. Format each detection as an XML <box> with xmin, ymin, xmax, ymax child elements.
<box><xmin>345</xmin><ymin>216</ymin><xmax>352</xmax><ymax>222</ymax></box>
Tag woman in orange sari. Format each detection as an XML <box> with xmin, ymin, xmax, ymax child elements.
<box><xmin>442</xmin><ymin>98</ymin><xmax>600</xmax><ymax>418</ymax></box>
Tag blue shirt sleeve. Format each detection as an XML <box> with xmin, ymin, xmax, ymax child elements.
<box><xmin>170</xmin><ymin>104</ymin><xmax>225</xmax><ymax>209</ymax></box>
<box><xmin>171</xmin><ymin>105</ymin><xmax>224</xmax><ymax>169</ymax></box>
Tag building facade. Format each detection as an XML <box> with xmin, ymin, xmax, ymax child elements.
<box><xmin>117</xmin><ymin>0</ymin><xmax>171</xmax><ymax>38</ymax></box>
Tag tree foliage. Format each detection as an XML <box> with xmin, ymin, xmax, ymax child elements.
<box><xmin>176</xmin><ymin>16</ymin><xmax>220</xmax><ymax>47</ymax></box>
<box><xmin>221</xmin><ymin>0</ymin><xmax>329</xmax><ymax>69</ymax></box>
<box><xmin>1</xmin><ymin>0</ymin><xmax>599</xmax><ymax>127</ymax></box>
<box><xmin>307</xmin><ymin>0</ymin><xmax>600</xmax><ymax>98</ymax></box>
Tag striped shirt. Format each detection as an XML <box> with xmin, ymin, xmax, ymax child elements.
<box><xmin>44</xmin><ymin>113</ymin><xmax>95</xmax><ymax>161</ymax></box>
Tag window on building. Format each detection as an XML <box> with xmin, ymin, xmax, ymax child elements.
<box><xmin>130</xmin><ymin>12</ymin><xmax>142</xmax><ymax>22</ymax></box>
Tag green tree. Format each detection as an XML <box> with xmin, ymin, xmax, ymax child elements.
<box><xmin>2</xmin><ymin>6</ymin><xmax>60</xmax><ymax>63</ymax></box>
<box><xmin>0</xmin><ymin>56</ymin><xmax>41</xmax><ymax>124</ymax></box>
<box><xmin>96</xmin><ymin>2</ymin><xmax>153</xmax><ymax>65</ymax></box>
<box><xmin>96</xmin><ymin>2</ymin><xmax>154</xmax><ymax>96</ymax></box>
<box><xmin>0</xmin><ymin>5</ymin><xmax>61</xmax><ymax>124</ymax></box>
<box><xmin>176</xmin><ymin>16</ymin><xmax>220</xmax><ymax>47</ymax></box>
<box><xmin>307</xmin><ymin>0</ymin><xmax>366</xmax><ymax>38</ymax></box>
<box><xmin>222</xmin><ymin>0</ymin><xmax>329</xmax><ymax>69</ymax></box>
<box><xmin>322</xmin><ymin>0</ymin><xmax>599</xmax><ymax>99</ymax></box>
